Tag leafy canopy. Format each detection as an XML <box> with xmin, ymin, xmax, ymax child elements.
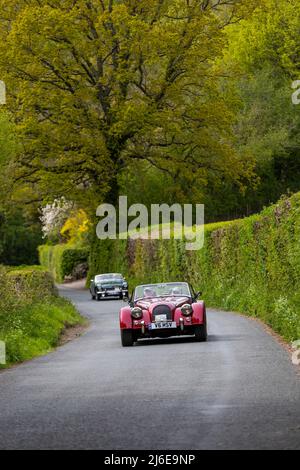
<box><xmin>0</xmin><ymin>0</ymin><xmax>257</xmax><ymax>207</ymax></box>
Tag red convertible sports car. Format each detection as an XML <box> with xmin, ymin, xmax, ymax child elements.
<box><xmin>119</xmin><ymin>282</ymin><xmax>207</xmax><ymax>347</ymax></box>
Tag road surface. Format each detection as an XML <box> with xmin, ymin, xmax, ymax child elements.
<box><xmin>0</xmin><ymin>285</ymin><xmax>299</xmax><ymax>450</ymax></box>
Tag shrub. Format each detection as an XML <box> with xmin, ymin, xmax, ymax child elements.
<box><xmin>0</xmin><ymin>266</ymin><xmax>83</xmax><ymax>367</ymax></box>
<box><xmin>7</xmin><ymin>267</ymin><xmax>56</xmax><ymax>299</ymax></box>
<box><xmin>39</xmin><ymin>245</ymin><xmax>89</xmax><ymax>282</ymax></box>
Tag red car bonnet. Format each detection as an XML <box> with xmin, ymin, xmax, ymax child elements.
<box><xmin>136</xmin><ymin>296</ymin><xmax>190</xmax><ymax>312</ymax></box>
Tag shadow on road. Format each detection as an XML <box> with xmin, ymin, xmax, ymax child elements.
<box><xmin>207</xmin><ymin>334</ymin><xmax>246</xmax><ymax>343</ymax></box>
<box><xmin>135</xmin><ymin>334</ymin><xmax>244</xmax><ymax>347</ymax></box>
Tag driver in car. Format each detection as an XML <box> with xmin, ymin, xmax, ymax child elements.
<box><xmin>144</xmin><ymin>287</ymin><xmax>157</xmax><ymax>298</ymax></box>
<box><xmin>171</xmin><ymin>287</ymin><xmax>181</xmax><ymax>295</ymax></box>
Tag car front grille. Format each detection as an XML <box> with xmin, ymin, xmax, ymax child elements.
<box><xmin>152</xmin><ymin>305</ymin><xmax>172</xmax><ymax>321</ymax></box>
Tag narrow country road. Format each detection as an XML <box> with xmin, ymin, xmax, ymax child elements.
<box><xmin>0</xmin><ymin>285</ymin><xmax>299</xmax><ymax>450</ymax></box>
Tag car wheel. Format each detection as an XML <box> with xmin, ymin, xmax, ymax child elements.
<box><xmin>194</xmin><ymin>324</ymin><xmax>207</xmax><ymax>342</ymax></box>
<box><xmin>121</xmin><ymin>329</ymin><xmax>134</xmax><ymax>347</ymax></box>
<box><xmin>96</xmin><ymin>294</ymin><xmax>101</xmax><ymax>301</ymax></box>
<box><xmin>90</xmin><ymin>291</ymin><xmax>95</xmax><ymax>300</ymax></box>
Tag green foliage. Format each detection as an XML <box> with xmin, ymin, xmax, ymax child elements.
<box><xmin>39</xmin><ymin>245</ymin><xmax>89</xmax><ymax>283</ymax></box>
<box><xmin>7</xmin><ymin>267</ymin><xmax>56</xmax><ymax>298</ymax></box>
<box><xmin>0</xmin><ymin>266</ymin><xmax>83</xmax><ymax>367</ymax></box>
<box><xmin>0</xmin><ymin>208</ymin><xmax>43</xmax><ymax>266</ymax></box>
<box><xmin>8</xmin><ymin>265</ymin><xmax>48</xmax><ymax>272</ymax></box>
<box><xmin>0</xmin><ymin>110</ymin><xmax>16</xmax><ymax>167</ymax></box>
<box><xmin>226</xmin><ymin>0</ymin><xmax>300</xmax><ymax>78</ymax></box>
<box><xmin>217</xmin><ymin>0</ymin><xmax>300</xmax><ymax>218</ymax></box>
<box><xmin>0</xmin><ymin>110</ymin><xmax>43</xmax><ymax>266</ymax></box>
<box><xmin>115</xmin><ymin>0</ymin><xmax>300</xmax><ymax>221</ymax></box>
<box><xmin>1</xmin><ymin>1</ymin><xmax>300</xmax><ymax>227</ymax></box>
<box><xmin>0</xmin><ymin>0</ymin><xmax>257</xmax><ymax>208</ymax></box>
<box><xmin>89</xmin><ymin>194</ymin><xmax>300</xmax><ymax>342</ymax></box>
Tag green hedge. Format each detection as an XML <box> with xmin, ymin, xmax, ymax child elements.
<box><xmin>0</xmin><ymin>266</ymin><xmax>83</xmax><ymax>367</ymax></box>
<box><xmin>39</xmin><ymin>245</ymin><xmax>89</xmax><ymax>283</ymax></box>
<box><xmin>7</xmin><ymin>267</ymin><xmax>57</xmax><ymax>299</ymax></box>
<box><xmin>89</xmin><ymin>194</ymin><xmax>300</xmax><ymax>342</ymax></box>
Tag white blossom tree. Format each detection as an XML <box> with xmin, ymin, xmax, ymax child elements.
<box><xmin>40</xmin><ymin>198</ymin><xmax>74</xmax><ymax>242</ymax></box>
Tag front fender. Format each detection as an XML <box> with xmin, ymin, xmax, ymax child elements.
<box><xmin>120</xmin><ymin>307</ymin><xmax>151</xmax><ymax>329</ymax></box>
<box><xmin>173</xmin><ymin>301</ymin><xmax>206</xmax><ymax>326</ymax></box>
<box><xmin>120</xmin><ymin>307</ymin><xmax>132</xmax><ymax>329</ymax></box>
<box><xmin>191</xmin><ymin>301</ymin><xmax>206</xmax><ymax>325</ymax></box>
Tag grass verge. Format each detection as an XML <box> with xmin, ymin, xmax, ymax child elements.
<box><xmin>0</xmin><ymin>266</ymin><xmax>84</xmax><ymax>369</ymax></box>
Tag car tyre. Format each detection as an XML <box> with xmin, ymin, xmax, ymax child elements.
<box><xmin>96</xmin><ymin>294</ymin><xmax>102</xmax><ymax>301</ymax></box>
<box><xmin>194</xmin><ymin>324</ymin><xmax>207</xmax><ymax>342</ymax></box>
<box><xmin>121</xmin><ymin>329</ymin><xmax>134</xmax><ymax>347</ymax></box>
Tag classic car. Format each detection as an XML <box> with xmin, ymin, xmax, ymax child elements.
<box><xmin>90</xmin><ymin>273</ymin><xmax>129</xmax><ymax>300</ymax></box>
<box><xmin>119</xmin><ymin>282</ymin><xmax>207</xmax><ymax>346</ymax></box>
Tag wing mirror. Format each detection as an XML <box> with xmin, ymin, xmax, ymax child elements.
<box><xmin>194</xmin><ymin>291</ymin><xmax>202</xmax><ymax>301</ymax></box>
<box><xmin>123</xmin><ymin>291</ymin><xmax>134</xmax><ymax>307</ymax></box>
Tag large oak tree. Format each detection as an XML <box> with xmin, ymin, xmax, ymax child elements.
<box><xmin>0</xmin><ymin>0</ymin><xmax>257</xmax><ymax>208</ymax></box>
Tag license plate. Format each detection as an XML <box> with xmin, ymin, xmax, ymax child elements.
<box><xmin>150</xmin><ymin>322</ymin><xmax>177</xmax><ymax>330</ymax></box>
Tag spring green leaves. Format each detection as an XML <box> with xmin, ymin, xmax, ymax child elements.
<box><xmin>0</xmin><ymin>0</ymin><xmax>258</xmax><ymax>208</ymax></box>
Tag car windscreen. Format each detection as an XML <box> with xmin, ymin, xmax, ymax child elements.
<box><xmin>134</xmin><ymin>283</ymin><xmax>190</xmax><ymax>300</ymax></box>
<box><xmin>95</xmin><ymin>274</ymin><xmax>123</xmax><ymax>282</ymax></box>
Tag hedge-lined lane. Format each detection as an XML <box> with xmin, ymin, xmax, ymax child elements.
<box><xmin>88</xmin><ymin>194</ymin><xmax>300</xmax><ymax>342</ymax></box>
<box><xmin>0</xmin><ymin>287</ymin><xmax>299</xmax><ymax>449</ymax></box>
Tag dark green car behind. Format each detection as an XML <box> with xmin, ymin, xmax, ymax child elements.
<box><xmin>90</xmin><ymin>273</ymin><xmax>129</xmax><ymax>300</ymax></box>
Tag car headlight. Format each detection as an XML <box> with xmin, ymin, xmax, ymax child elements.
<box><xmin>131</xmin><ymin>307</ymin><xmax>143</xmax><ymax>319</ymax></box>
<box><xmin>96</xmin><ymin>284</ymin><xmax>103</xmax><ymax>290</ymax></box>
<box><xmin>181</xmin><ymin>304</ymin><xmax>193</xmax><ymax>316</ymax></box>
<box><xmin>123</xmin><ymin>283</ymin><xmax>128</xmax><ymax>289</ymax></box>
